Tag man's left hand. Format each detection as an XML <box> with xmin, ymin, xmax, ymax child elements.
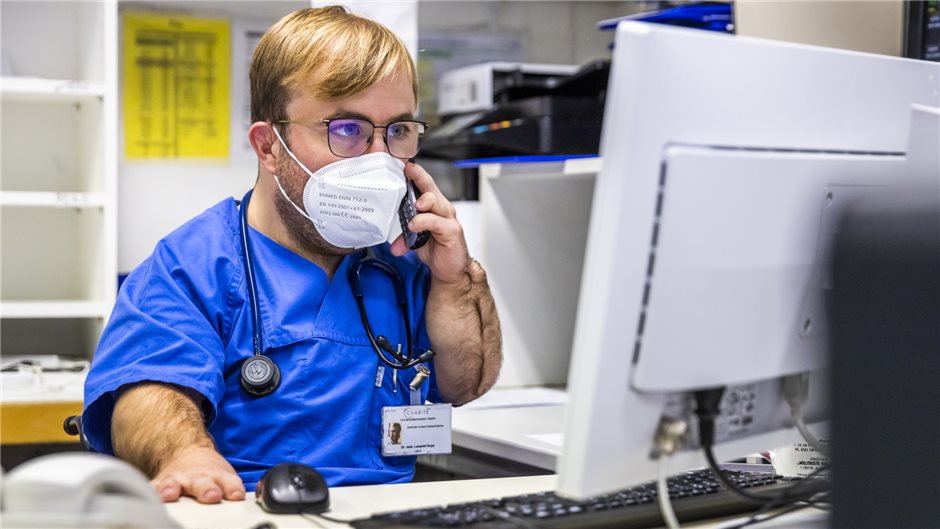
<box><xmin>390</xmin><ymin>161</ymin><xmax>470</xmax><ymax>283</ymax></box>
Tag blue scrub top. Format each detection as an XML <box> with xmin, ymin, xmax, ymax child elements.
<box><xmin>82</xmin><ymin>197</ymin><xmax>441</xmax><ymax>491</ymax></box>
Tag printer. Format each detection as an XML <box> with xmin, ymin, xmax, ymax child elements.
<box><xmin>437</xmin><ymin>62</ymin><xmax>579</xmax><ymax>115</ymax></box>
<box><xmin>420</xmin><ymin>60</ymin><xmax>610</xmax><ymax>161</ymax></box>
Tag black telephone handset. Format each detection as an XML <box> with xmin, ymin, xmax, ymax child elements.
<box><xmin>399</xmin><ymin>179</ymin><xmax>431</xmax><ymax>250</ymax></box>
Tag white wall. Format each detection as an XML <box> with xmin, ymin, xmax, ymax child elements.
<box><xmin>736</xmin><ymin>0</ymin><xmax>904</xmax><ymax>57</ymax></box>
<box><xmin>119</xmin><ymin>165</ymin><xmax>256</xmax><ymax>271</ymax></box>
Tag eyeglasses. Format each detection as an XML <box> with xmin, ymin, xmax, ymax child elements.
<box><xmin>277</xmin><ymin>117</ymin><xmax>429</xmax><ymax>159</ymax></box>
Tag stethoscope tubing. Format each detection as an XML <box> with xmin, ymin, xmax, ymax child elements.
<box><xmin>348</xmin><ymin>252</ymin><xmax>424</xmax><ymax>370</ymax></box>
<box><xmin>240</xmin><ymin>190</ymin><xmax>265</xmax><ymax>356</ymax></box>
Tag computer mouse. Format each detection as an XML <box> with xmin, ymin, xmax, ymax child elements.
<box><xmin>255</xmin><ymin>462</ymin><xmax>330</xmax><ymax>514</ymax></box>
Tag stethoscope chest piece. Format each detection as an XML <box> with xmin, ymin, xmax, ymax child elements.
<box><xmin>240</xmin><ymin>355</ymin><xmax>281</xmax><ymax>397</ymax></box>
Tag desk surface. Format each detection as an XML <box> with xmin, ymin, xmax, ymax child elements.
<box><xmin>452</xmin><ymin>402</ymin><xmax>564</xmax><ymax>470</ymax></box>
<box><xmin>165</xmin><ymin>474</ymin><xmax>827</xmax><ymax>529</ymax></box>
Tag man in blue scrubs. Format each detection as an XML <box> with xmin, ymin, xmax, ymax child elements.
<box><xmin>82</xmin><ymin>6</ymin><xmax>502</xmax><ymax>504</ymax></box>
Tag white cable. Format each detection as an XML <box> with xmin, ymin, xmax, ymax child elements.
<box><xmin>783</xmin><ymin>372</ymin><xmax>830</xmax><ymax>457</ymax></box>
<box><xmin>794</xmin><ymin>415</ymin><xmax>830</xmax><ymax>457</ymax></box>
<box><xmin>657</xmin><ymin>454</ymin><xmax>681</xmax><ymax>529</ymax></box>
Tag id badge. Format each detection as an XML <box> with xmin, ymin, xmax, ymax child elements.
<box><xmin>381</xmin><ymin>404</ymin><xmax>452</xmax><ymax>456</ymax></box>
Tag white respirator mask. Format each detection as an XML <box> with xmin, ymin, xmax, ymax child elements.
<box><xmin>271</xmin><ymin>126</ymin><xmax>407</xmax><ymax>249</ymax></box>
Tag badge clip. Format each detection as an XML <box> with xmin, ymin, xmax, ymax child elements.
<box><xmin>409</xmin><ymin>365</ymin><xmax>430</xmax><ymax>392</ymax></box>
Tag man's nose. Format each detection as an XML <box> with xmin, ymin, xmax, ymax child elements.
<box><xmin>365</xmin><ymin>127</ymin><xmax>388</xmax><ymax>154</ymax></box>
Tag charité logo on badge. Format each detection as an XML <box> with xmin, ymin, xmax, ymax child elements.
<box><xmin>403</xmin><ymin>408</ymin><xmax>431</xmax><ymax>419</ymax></box>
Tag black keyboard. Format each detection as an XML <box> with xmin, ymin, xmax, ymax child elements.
<box><xmin>350</xmin><ymin>469</ymin><xmax>827</xmax><ymax>529</ymax></box>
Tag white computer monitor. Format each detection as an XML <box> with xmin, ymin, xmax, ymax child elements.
<box><xmin>557</xmin><ymin>21</ymin><xmax>940</xmax><ymax>499</ymax></box>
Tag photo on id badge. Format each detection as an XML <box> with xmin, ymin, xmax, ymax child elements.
<box><xmin>389</xmin><ymin>422</ymin><xmax>402</xmax><ymax>445</ymax></box>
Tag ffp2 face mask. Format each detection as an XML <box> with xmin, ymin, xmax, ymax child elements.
<box><xmin>272</xmin><ymin>126</ymin><xmax>407</xmax><ymax>249</ymax></box>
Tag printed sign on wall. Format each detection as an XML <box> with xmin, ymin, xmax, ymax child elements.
<box><xmin>123</xmin><ymin>12</ymin><xmax>230</xmax><ymax>159</ymax></box>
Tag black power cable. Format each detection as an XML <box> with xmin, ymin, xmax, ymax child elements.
<box><xmin>693</xmin><ymin>388</ymin><xmax>830</xmax><ymax>506</ymax></box>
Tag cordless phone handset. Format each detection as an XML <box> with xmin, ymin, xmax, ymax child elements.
<box><xmin>398</xmin><ymin>179</ymin><xmax>430</xmax><ymax>250</ymax></box>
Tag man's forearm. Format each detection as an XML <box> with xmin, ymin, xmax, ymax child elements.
<box><xmin>426</xmin><ymin>259</ymin><xmax>502</xmax><ymax>404</ymax></box>
<box><xmin>112</xmin><ymin>382</ymin><xmax>215</xmax><ymax>477</ymax></box>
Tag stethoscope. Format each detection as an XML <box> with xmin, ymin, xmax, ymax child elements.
<box><xmin>238</xmin><ymin>190</ymin><xmax>433</xmax><ymax>397</ymax></box>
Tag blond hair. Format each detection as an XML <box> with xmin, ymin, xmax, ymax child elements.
<box><xmin>250</xmin><ymin>6</ymin><xmax>418</xmax><ymax>124</ymax></box>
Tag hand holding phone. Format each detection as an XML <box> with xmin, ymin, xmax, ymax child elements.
<box><xmin>398</xmin><ymin>180</ymin><xmax>430</xmax><ymax>250</ymax></box>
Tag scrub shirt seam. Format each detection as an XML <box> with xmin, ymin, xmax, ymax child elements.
<box><xmin>129</xmin><ymin>252</ymin><xmax>158</xmax><ymax>307</ymax></box>
<box><xmin>225</xmin><ymin>270</ymin><xmax>247</xmax><ymax>352</ymax></box>
<box><xmin>220</xmin><ymin>204</ymin><xmax>245</xmax><ymax>345</ymax></box>
<box><xmin>261</xmin><ymin>330</ymin><xmax>379</xmax><ymax>349</ymax></box>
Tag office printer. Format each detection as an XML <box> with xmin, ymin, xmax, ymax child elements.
<box><xmin>420</xmin><ymin>61</ymin><xmax>610</xmax><ymax>161</ymax></box>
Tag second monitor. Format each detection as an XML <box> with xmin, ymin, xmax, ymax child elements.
<box><xmin>557</xmin><ymin>21</ymin><xmax>940</xmax><ymax>499</ymax></box>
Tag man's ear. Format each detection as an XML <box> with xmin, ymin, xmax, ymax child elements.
<box><xmin>248</xmin><ymin>122</ymin><xmax>279</xmax><ymax>175</ymax></box>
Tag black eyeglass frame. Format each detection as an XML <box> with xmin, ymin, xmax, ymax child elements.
<box><xmin>276</xmin><ymin>117</ymin><xmax>430</xmax><ymax>159</ymax></box>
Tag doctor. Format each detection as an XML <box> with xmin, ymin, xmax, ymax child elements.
<box><xmin>82</xmin><ymin>6</ymin><xmax>502</xmax><ymax>504</ymax></box>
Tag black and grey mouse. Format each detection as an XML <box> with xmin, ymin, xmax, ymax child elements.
<box><xmin>255</xmin><ymin>462</ymin><xmax>330</xmax><ymax>514</ymax></box>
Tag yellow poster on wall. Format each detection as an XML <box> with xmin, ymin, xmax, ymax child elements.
<box><xmin>123</xmin><ymin>13</ymin><xmax>230</xmax><ymax>159</ymax></box>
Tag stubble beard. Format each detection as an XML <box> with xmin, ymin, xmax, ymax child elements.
<box><xmin>274</xmin><ymin>155</ymin><xmax>354</xmax><ymax>260</ymax></box>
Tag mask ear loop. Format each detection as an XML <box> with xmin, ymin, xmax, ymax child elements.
<box><xmin>272</xmin><ymin>173</ymin><xmax>315</xmax><ymax>223</ymax></box>
<box><xmin>272</xmin><ymin>125</ymin><xmax>316</xmax><ymax>178</ymax></box>
<box><xmin>270</xmin><ymin>126</ymin><xmax>318</xmax><ymax>223</ymax></box>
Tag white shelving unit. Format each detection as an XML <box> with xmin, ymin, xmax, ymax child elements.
<box><xmin>1</xmin><ymin>1</ymin><xmax>118</xmax><ymax>358</ymax></box>
<box><xmin>479</xmin><ymin>157</ymin><xmax>600</xmax><ymax>387</ymax></box>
